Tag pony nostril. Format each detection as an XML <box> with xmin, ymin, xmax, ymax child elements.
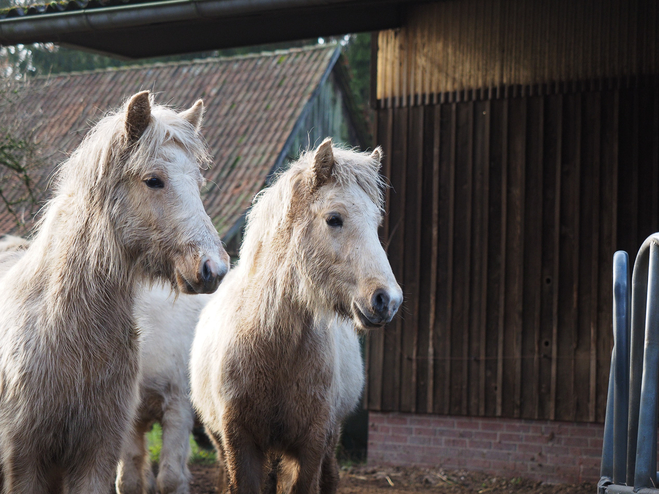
<box><xmin>202</xmin><ymin>259</ymin><xmax>213</xmax><ymax>282</ymax></box>
<box><xmin>372</xmin><ymin>289</ymin><xmax>390</xmax><ymax>316</ymax></box>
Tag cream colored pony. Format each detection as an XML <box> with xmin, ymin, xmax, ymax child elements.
<box><xmin>0</xmin><ymin>237</ymin><xmax>208</xmax><ymax>494</ymax></box>
<box><xmin>191</xmin><ymin>139</ymin><xmax>403</xmax><ymax>494</ymax></box>
<box><xmin>117</xmin><ymin>284</ymin><xmax>210</xmax><ymax>494</ymax></box>
<box><xmin>0</xmin><ymin>92</ymin><xmax>229</xmax><ymax>494</ymax></box>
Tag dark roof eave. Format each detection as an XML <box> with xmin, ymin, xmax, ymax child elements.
<box><xmin>0</xmin><ymin>0</ymin><xmax>420</xmax><ymax>58</ymax></box>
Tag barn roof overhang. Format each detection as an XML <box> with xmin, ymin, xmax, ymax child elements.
<box><xmin>0</xmin><ymin>0</ymin><xmax>421</xmax><ymax>59</ymax></box>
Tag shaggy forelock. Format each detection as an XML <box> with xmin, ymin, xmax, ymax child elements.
<box><xmin>240</xmin><ymin>144</ymin><xmax>385</xmax><ymax>262</ymax></box>
<box><xmin>52</xmin><ymin>96</ymin><xmax>210</xmax><ymax>196</ymax></box>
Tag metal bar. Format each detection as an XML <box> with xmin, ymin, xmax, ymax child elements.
<box><xmin>601</xmin><ymin>344</ymin><xmax>615</xmax><ymax>481</ymax></box>
<box><xmin>634</xmin><ymin>238</ymin><xmax>659</xmax><ymax>488</ymax></box>
<box><xmin>613</xmin><ymin>251</ymin><xmax>630</xmax><ymax>484</ymax></box>
<box><xmin>629</xmin><ymin>243</ymin><xmax>649</xmax><ymax>483</ymax></box>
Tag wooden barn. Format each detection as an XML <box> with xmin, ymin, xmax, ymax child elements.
<box><xmin>0</xmin><ymin>45</ymin><xmax>367</xmax><ymax>254</ymax></box>
<box><xmin>365</xmin><ymin>0</ymin><xmax>659</xmax><ymax>484</ymax></box>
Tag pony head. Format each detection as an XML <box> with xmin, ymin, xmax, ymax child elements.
<box><xmin>52</xmin><ymin>91</ymin><xmax>229</xmax><ymax>294</ymax></box>
<box><xmin>242</xmin><ymin>138</ymin><xmax>402</xmax><ymax>329</ymax></box>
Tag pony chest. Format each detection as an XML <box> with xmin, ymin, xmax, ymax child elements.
<box><xmin>225</xmin><ymin>330</ymin><xmax>334</xmax><ymax>406</ymax></box>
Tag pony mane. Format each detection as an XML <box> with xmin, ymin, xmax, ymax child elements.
<box><xmin>240</xmin><ymin>144</ymin><xmax>385</xmax><ymax>263</ymax></box>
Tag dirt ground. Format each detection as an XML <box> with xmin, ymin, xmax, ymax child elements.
<box><xmin>188</xmin><ymin>464</ymin><xmax>595</xmax><ymax>494</ymax></box>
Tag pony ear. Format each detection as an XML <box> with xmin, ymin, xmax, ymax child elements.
<box><xmin>125</xmin><ymin>91</ymin><xmax>151</xmax><ymax>142</ymax></box>
<box><xmin>180</xmin><ymin>99</ymin><xmax>204</xmax><ymax>131</ymax></box>
<box><xmin>311</xmin><ymin>138</ymin><xmax>335</xmax><ymax>191</ymax></box>
<box><xmin>370</xmin><ymin>147</ymin><xmax>383</xmax><ymax>165</ymax></box>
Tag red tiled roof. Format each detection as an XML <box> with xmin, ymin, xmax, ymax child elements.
<box><xmin>0</xmin><ymin>45</ymin><xmax>339</xmax><ymax>238</ymax></box>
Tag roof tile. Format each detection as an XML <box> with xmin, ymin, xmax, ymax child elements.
<box><xmin>0</xmin><ymin>45</ymin><xmax>337</xmax><ymax>239</ymax></box>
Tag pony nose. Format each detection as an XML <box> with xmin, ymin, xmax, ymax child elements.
<box><xmin>371</xmin><ymin>288</ymin><xmax>401</xmax><ymax>322</ymax></box>
<box><xmin>198</xmin><ymin>257</ymin><xmax>227</xmax><ymax>292</ymax></box>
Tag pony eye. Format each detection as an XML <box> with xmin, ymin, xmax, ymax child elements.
<box><xmin>326</xmin><ymin>214</ymin><xmax>343</xmax><ymax>228</ymax></box>
<box><xmin>144</xmin><ymin>177</ymin><xmax>165</xmax><ymax>189</ymax></box>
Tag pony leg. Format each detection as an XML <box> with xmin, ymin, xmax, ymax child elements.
<box><xmin>221</xmin><ymin>422</ymin><xmax>265</xmax><ymax>494</ymax></box>
<box><xmin>208</xmin><ymin>430</ymin><xmax>228</xmax><ymax>493</ymax></box>
<box><xmin>65</xmin><ymin>436</ymin><xmax>123</xmax><ymax>494</ymax></box>
<box><xmin>116</xmin><ymin>421</ymin><xmax>154</xmax><ymax>494</ymax></box>
<box><xmin>289</xmin><ymin>443</ymin><xmax>324</xmax><ymax>494</ymax></box>
<box><xmin>1</xmin><ymin>448</ymin><xmax>52</xmax><ymax>494</ymax></box>
<box><xmin>318</xmin><ymin>452</ymin><xmax>339</xmax><ymax>494</ymax></box>
<box><xmin>157</xmin><ymin>398</ymin><xmax>194</xmax><ymax>494</ymax></box>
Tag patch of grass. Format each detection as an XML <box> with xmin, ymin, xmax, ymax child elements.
<box><xmin>146</xmin><ymin>423</ymin><xmax>163</xmax><ymax>463</ymax></box>
<box><xmin>145</xmin><ymin>423</ymin><xmax>217</xmax><ymax>466</ymax></box>
<box><xmin>189</xmin><ymin>436</ymin><xmax>217</xmax><ymax>465</ymax></box>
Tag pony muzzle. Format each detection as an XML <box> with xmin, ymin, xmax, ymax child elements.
<box><xmin>176</xmin><ymin>253</ymin><xmax>229</xmax><ymax>294</ymax></box>
<box><xmin>353</xmin><ymin>287</ymin><xmax>403</xmax><ymax>329</ymax></box>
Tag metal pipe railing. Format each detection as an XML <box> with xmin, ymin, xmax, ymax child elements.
<box><xmin>634</xmin><ymin>238</ymin><xmax>659</xmax><ymax>488</ymax></box>
<box><xmin>612</xmin><ymin>251</ymin><xmax>630</xmax><ymax>485</ymax></box>
<box><xmin>601</xmin><ymin>233</ymin><xmax>659</xmax><ymax>493</ymax></box>
<box><xmin>627</xmin><ymin>243</ymin><xmax>649</xmax><ymax>483</ymax></box>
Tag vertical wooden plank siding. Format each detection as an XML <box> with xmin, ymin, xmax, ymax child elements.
<box><xmin>399</xmin><ymin>106</ymin><xmax>424</xmax><ymax>412</ymax></box>
<box><xmin>521</xmin><ymin>95</ymin><xmax>543</xmax><ymax>419</ymax></box>
<box><xmin>367</xmin><ymin>78</ymin><xmax>659</xmax><ymax>422</ymax></box>
<box><xmin>366</xmin><ymin>108</ymin><xmax>392</xmax><ymax>411</ymax></box>
<box><xmin>376</xmin><ymin>0</ymin><xmax>659</xmax><ymax>100</ymax></box>
<box><xmin>381</xmin><ymin>106</ymin><xmax>407</xmax><ymax>411</ymax></box>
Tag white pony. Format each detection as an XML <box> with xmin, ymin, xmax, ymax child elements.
<box><xmin>117</xmin><ymin>285</ymin><xmax>211</xmax><ymax>494</ymax></box>
<box><xmin>0</xmin><ymin>92</ymin><xmax>229</xmax><ymax>494</ymax></box>
<box><xmin>191</xmin><ymin>139</ymin><xmax>403</xmax><ymax>494</ymax></box>
<box><xmin>0</xmin><ymin>237</ymin><xmax>208</xmax><ymax>494</ymax></box>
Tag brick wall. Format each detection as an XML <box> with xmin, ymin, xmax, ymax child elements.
<box><xmin>368</xmin><ymin>412</ymin><xmax>603</xmax><ymax>484</ymax></box>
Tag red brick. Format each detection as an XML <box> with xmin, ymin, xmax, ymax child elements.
<box><xmin>580</xmin><ymin>447</ymin><xmax>602</xmax><ymax>458</ymax></box>
<box><xmin>431</xmin><ymin>437</ymin><xmax>444</xmax><ymax>447</ymax></box>
<box><xmin>429</xmin><ymin>418</ymin><xmax>457</xmax><ymax>428</ymax></box>
<box><xmin>517</xmin><ymin>443</ymin><xmax>542</xmax><ymax>455</ymax></box>
<box><xmin>437</xmin><ymin>429</ymin><xmax>471</xmax><ymax>439</ymax></box>
<box><xmin>589</xmin><ymin>438</ymin><xmax>603</xmax><ymax>449</ymax></box>
<box><xmin>413</xmin><ymin>427</ymin><xmax>437</xmax><ymax>436</ymax></box>
<box><xmin>546</xmin><ymin>454</ymin><xmax>579</xmax><ymax>466</ymax></box>
<box><xmin>499</xmin><ymin>433</ymin><xmax>522</xmax><ymax>443</ymax></box>
<box><xmin>491</xmin><ymin>442</ymin><xmax>517</xmax><ymax>452</ymax></box>
<box><xmin>481</xmin><ymin>450</ymin><xmax>514</xmax><ymax>461</ymax></box>
<box><xmin>543</xmin><ymin>445</ymin><xmax>570</xmax><ymax>456</ymax></box>
<box><xmin>480</xmin><ymin>421</ymin><xmax>506</xmax><ymax>431</ymax></box>
<box><xmin>568</xmin><ymin>426</ymin><xmax>599</xmax><ymax>437</ymax></box>
<box><xmin>562</xmin><ymin>436</ymin><xmax>586</xmax><ymax>447</ymax></box>
<box><xmin>407</xmin><ymin>416</ymin><xmax>437</xmax><ymax>427</ymax></box>
<box><xmin>579</xmin><ymin>457</ymin><xmax>601</xmax><ymax>469</ymax></box>
<box><xmin>524</xmin><ymin>434</ymin><xmax>549</xmax><ymax>444</ymax></box>
<box><xmin>386</xmin><ymin>416</ymin><xmax>409</xmax><ymax>426</ymax></box>
<box><xmin>408</xmin><ymin>435</ymin><xmax>431</xmax><ymax>446</ymax></box>
<box><xmin>388</xmin><ymin>435</ymin><xmax>409</xmax><ymax>444</ymax></box>
<box><xmin>504</xmin><ymin>423</ymin><xmax>531</xmax><ymax>433</ymax></box>
<box><xmin>369</xmin><ymin>414</ymin><xmax>386</xmax><ymax>425</ymax></box>
<box><xmin>444</xmin><ymin>438</ymin><xmax>468</xmax><ymax>448</ymax></box>
<box><xmin>476</xmin><ymin>431</ymin><xmax>499</xmax><ymax>441</ymax></box>
<box><xmin>390</xmin><ymin>426</ymin><xmax>414</xmax><ymax>435</ymax></box>
<box><xmin>464</xmin><ymin>458</ymin><xmax>490</xmax><ymax>469</ymax></box>
<box><xmin>456</xmin><ymin>420</ymin><xmax>480</xmax><ymax>430</ymax></box>
<box><xmin>368</xmin><ymin>433</ymin><xmax>389</xmax><ymax>443</ymax></box>
<box><xmin>468</xmin><ymin>440</ymin><xmax>493</xmax><ymax>450</ymax></box>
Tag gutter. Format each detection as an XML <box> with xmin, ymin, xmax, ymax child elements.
<box><xmin>0</xmin><ymin>0</ymin><xmax>401</xmax><ymax>45</ymax></box>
